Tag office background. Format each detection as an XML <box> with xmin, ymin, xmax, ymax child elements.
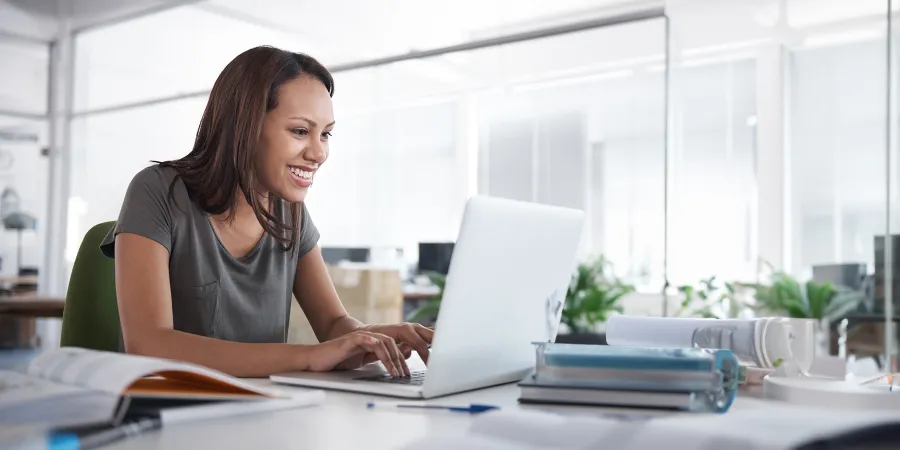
<box><xmin>1</xmin><ymin>0</ymin><xmax>899</xmax><ymax>348</ymax></box>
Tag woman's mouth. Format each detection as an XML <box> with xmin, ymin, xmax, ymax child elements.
<box><xmin>289</xmin><ymin>166</ymin><xmax>314</xmax><ymax>188</ymax></box>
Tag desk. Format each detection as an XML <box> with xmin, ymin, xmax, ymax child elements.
<box><xmin>108</xmin><ymin>359</ymin><xmax>773</xmax><ymax>450</ymax></box>
<box><xmin>0</xmin><ymin>275</ymin><xmax>39</xmax><ymax>285</ymax></box>
<box><xmin>0</xmin><ymin>295</ymin><xmax>65</xmax><ymax>318</ymax></box>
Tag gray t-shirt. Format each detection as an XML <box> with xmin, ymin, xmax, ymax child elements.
<box><xmin>99</xmin><ymin>165</ymin><xmax>319</xmax><ymax>346</ymax></box>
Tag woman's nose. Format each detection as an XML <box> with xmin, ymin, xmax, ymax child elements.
<box><xmin>305</xmin><ymin>140</ymin><xmax>327</xmax><ymax>163</ymax></box>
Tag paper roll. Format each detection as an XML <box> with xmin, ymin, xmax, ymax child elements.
<box><xmin>605</xmin><ymin>316</ymin><xmax>757</xmax><ymax>348</ymax></box>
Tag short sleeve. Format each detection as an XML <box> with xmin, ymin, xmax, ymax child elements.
<box><xmin>296</xmin><ymin>202</ymin><xmax>320</xmax><ymax>259</ymax></box>
<box><xmin>99</xmin><ymin>166</ymin><xmax>174</xmax><ymax>258</ymax></box>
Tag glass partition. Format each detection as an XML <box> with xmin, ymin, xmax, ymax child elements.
<box><xmin>0</xmin><ymin>115</ymin><xmax>47</xmax><ymax>283</ymax></box>
<box><xmin>70</xmin><ymin>8</ymin><xmax>670</xmax><ymax>297</ymax></box>
<box><xmin>316</xmin><ymin>18</ymin><xmax>669</xmax><ymax>285</ymax></box>
<box><xmin>0</xmin><ymin>40</ymin><xmax>48</xmax><ymax>116</ymax></box>
<box><xmin>0</xmin><ymin>36</ymin><xmax>48</xmax><ymax>293</ymax></box>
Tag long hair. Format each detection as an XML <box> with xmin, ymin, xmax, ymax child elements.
<box><xmin>159</xmin><ymin>46</ymin><xmax>334</xmax><ymax>252</ymax></box>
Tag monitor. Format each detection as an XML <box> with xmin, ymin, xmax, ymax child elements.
<box><xmin>418</xmin><ymin>242</ymin><xmax>454</xmax><ymax>275</ymax></box>
<box><xmin>321</xmin><ymin>247</ymin><xmax>370</xmax><ymax>265</ymax></box>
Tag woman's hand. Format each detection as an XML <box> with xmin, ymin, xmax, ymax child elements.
<box><xmin>305</xmin><ymin>329</ymin><xmax>410</xmax><ymax>376</ymax></box>
<box><xmin>361</xmin><ymin>323</ymin><xmax>434</xmax><ymax>364</ymax></box>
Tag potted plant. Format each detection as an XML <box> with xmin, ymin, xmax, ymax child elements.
<box><xmin>556</xmin><ymin>255</ymin><xmax>635</xmax><ymax>345</ymax></box>
<box><xmin>676</xmin><ymin>276</ymin><xmax>751</xmax><ymax>319</ymax></box>
<box><xmin>742</xmin><ymin>270</ymin><xmax>866</xmax><ymax>355</ymax></box>
<box><xmin>407</xmin><ymin>272</ymin><xmax>445</xmax><ymax>327</ymax></box>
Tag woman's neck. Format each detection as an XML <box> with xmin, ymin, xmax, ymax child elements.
<box><xmin>212</xmin><ymin>188</ymin><xmax>268</xmax><ymax>226</ymax></box>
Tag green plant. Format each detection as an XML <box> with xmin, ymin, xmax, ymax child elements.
<box><xmin>408</xmin><ymin>272</ymin><xmax>446</xmax><ymax>323</ymax></box>
<box><xmin>743</xmin><ymin>270</ymin><xmax>865</xmax><ymax>320</ymax></box>
<box><xmin>676</xmin><ymin>276</ymin><xmax>743</xmax><ymax>319</ymax></box>
<box><xmin>560</xmin><ymin>255</ymin><xmax>635</xmax><ymax>334</ymax></box>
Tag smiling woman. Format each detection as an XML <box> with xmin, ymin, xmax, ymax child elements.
<box><xmin>97</xmin><ymin>46</ymin><xmax>433</xmax><ymax>378</ymax></box>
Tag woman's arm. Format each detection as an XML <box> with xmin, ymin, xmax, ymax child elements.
<box><xmin>115</xmin><ymin>232</ymin><xmax>309</xmax><ymax>377</ymax></box>
<box><xmin>293</xmin><ymin>245</ymin><xmax>433</xmax><ymax>365</ymax></box>
<box><xmin>292</xmin><ymin>245</ymin><xmax>364</xmax><ymax>341</ymax></box>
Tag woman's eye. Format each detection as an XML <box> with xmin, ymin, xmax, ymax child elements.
<box><xmin>292</xmin><ymin>128</ymin><xmax>308</xmax><ymax>136</ymax></box>
<box><xmin>322</xmin><ymin>131</ymin><xmax>333</xmax><ymax>140</ymax></box>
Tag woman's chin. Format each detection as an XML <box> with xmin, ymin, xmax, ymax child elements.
<box><xmin>274</xmin><ymin>186</ymin><xmax>309</xmax><ymax>203</ymax></box>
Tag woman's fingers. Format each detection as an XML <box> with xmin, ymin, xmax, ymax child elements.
<box><xmin>379</xmin><ymin>332</ymin><xmax>410</xmax><ymax>376</ymax></box>
<box><xmin>354</xmin><ymin>333</ymin><xmax>398</xmax><ymax>375</ymax></box>
<box><xmin>358</xmin><ymin>331</ymin><xmax>409</xmax><ymax>376</ymax></box>
<box><xmin>398</xmin><ymin>324</ymin><xmax>431</xmax><ymax>364</ymax></box>
<box><xmin>398</xmin><ymin>342</ymin><xmax>413</xmax><ymax>359</ymax></box>
<box><xmin>413</xmin><ymin>323</ymin><xmax>435</xmax><ymax>343</ymax></box>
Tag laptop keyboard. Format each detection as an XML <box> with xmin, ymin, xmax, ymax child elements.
<box><xmin>355</xmin><ymin>370</ymin><xmax>427</xmax><ymax>385</ymax></box>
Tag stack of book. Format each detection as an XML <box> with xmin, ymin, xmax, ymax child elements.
<box><xmin>518</xmin><ymin>343</ymin><xmax>741</xmax><ymax>413</ymax></box>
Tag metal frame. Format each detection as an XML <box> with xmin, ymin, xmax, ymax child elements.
<box><xmin>72</xmin><ymin>7</ymin><xmax>665</xmax><ymax>118</ymax></box>
<box><xmin>885</xmin><ymin>0</ymin><xmax>895</xmax><ymax>367</ymax></box>
<box><xmin>0</xmin><ymin>109</ymin><xmax>46</xmax><ymax>121</ymax></box>
<box><xmin>0</xmin><ymin>29</ymin><xmax>51</xmax><ymax>46</ymax></box>
<box><xmin>71</xmin><ymin>0</ymin><xmax>207</xmax><ymax>34</ymax></box>
<box><xmin>662</xmin><ymin>14</ymin><xmax>671</xmax><ymax>316</ymax></box>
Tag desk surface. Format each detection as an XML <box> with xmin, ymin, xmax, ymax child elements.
<box><xmin>0</xmin><ymin>295</ymin><xmax>65</xmax><ymax>318</ymax></box>
<box><xmin>110</xmin><ymin>359</ymin><xmax>773</xmax><ymax>450</ymax></box>
<box><xmin>0</xmin><ymin>275</ymin><xmax>38</xmax><ymax>285</ymax></box>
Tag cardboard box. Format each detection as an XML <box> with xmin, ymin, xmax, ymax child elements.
<box><xmin>288</xmin><ymin>266</ymin><xmax>404</xmax><ymax>344</ymax></box>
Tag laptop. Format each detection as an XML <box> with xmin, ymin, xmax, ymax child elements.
<box><xmin>270</xmin><ymin>195</ymin><xmax>585</xmax><ymax>399</ymax></box>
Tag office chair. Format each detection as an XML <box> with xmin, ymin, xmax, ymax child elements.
<box><xmin>59</xmin><ymin>221</ymin><xmax>120</xmax><ymax>351</ymax></box>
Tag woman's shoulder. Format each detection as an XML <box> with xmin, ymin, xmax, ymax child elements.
<box><xmin>130</xmin><ymin>164</ymin><xmax>179</xmax><ymax>188</ymax></box>
<box><xmin>124</xmin><ymin>164</ymin><xmax>191</xmax><ymax>210</ymax></box>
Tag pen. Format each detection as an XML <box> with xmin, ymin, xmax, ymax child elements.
<box><xmin>24</xmin><ymin>418</ymin><xmax>162</xmax><ymax>450</ymax></box>
<box><xmin>366</xmin><ymin>402</ymin><xmax>499</xmax><ymax>413</ymax></box>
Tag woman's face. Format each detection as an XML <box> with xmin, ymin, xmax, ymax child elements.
<box><xmin>255</xmin><ymin>75</ymin><xmax>334</xmax><ymax>203</ymax></box>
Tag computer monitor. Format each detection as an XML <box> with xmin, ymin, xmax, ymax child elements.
<box><xmin>417</xmin><ymin>242</ymin><xmax>454</xmax><ymax>275</ymax></box>
<box><xmin>812</xmin><ymin>263</ymin><xmax>867</xmax><ymax>291</ymax></box>
<box><xmin>321</xmin><ymin>247</ymin><xmax>370</xmax><ymax>265</ymax></box>
<box><xmin>874</xmin><ymin>235</ymin><xmax>900</xmax><ymax>313</ymax></box>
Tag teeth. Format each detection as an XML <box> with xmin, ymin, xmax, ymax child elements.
<box><xmin>290</xmin><ymin>167</ymin><xmax>313</xmax><ymax>180</ymax></box>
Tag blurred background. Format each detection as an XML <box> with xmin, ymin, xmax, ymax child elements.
<box><xmin>1</xmin><ymin>0</ymin><xmax>899</xmax><ymax>366</ymax></box>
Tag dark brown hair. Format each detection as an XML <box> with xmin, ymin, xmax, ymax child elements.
<box><xmin>159</xmin><ymin>46</ymin><xmax>334</xmax><ymax>252</ymax></box>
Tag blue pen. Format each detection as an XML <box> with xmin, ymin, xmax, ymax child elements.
<box><xmin>10</xmin><ymin>418</ymin><xmax>163</xmax><ymax>450</ymax></box>
<box><xmin>366</xmin><ymin>402</ymin><xmax>499</xmax><ymax>413</ymax></box>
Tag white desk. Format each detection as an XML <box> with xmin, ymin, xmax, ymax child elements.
<box><xmin>111</xmin><ymin>367</ymin><xmax>774</xmax><ymax>449</ymax></box>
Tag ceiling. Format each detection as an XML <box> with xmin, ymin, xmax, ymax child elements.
<box><xmin>0</xmin><ymin>0</ymin><xmax>203</xmax><ymax>41</ymax></box>
<box><xmin>199</xmin><ymin>0</ymin><xmax>646</xmax><ymax>64</ymax></box>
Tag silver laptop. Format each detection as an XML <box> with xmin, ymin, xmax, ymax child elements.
<box><xmin>270</xmin><ymin>195</ymin><xmax>585</xmax><ymax>399</ymax></box>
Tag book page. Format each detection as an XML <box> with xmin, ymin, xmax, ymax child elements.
<box><xmin>26</xmin><ymin>347</ymin><xmax>284</xmax><ymax>398</ymax></box>
<box><xmin>0</xmin><ymin>370</ymin><xmax>120</xmax><ymax>428</ymax></box>
<box><xmin>0</xmin><ymin>370</ymin><xmax>83</xmax><ymax>406</ymax></box>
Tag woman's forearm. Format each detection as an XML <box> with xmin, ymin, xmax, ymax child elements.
<box><xmin>324</xmin><ymin>314</ymin><xmax>365</xmax><ymax>341</ymax></box>
<box><xmin>126</xmin><ymin>328</ymin><xmax>313</xmax><ymax>377</ymax></box>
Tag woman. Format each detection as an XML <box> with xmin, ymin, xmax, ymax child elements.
<box><xmin>100</xmin><ymin>46</ymin><xmax>432</xmax><ymax>378</ymax></box>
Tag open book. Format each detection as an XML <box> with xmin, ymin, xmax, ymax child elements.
<box><xmin>0</xmin><ymin>347</ymin><xmax>324</xmax><ymax>430</ymax></box>
<box><xmin>400</xmin><ymin>405</ymin><xmax>900</xmax><ymax>450</ymax></box>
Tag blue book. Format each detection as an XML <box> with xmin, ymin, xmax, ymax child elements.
<box><xmin>523</xmin><ymin>343</ymin><xmax>740</xmax><ymax>413</ymax></box>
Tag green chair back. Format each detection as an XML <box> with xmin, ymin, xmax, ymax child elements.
<box><xmin>60</xmin><ymin>221</ymin><xmax>119</xmax><ymax>351</ymax></box>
